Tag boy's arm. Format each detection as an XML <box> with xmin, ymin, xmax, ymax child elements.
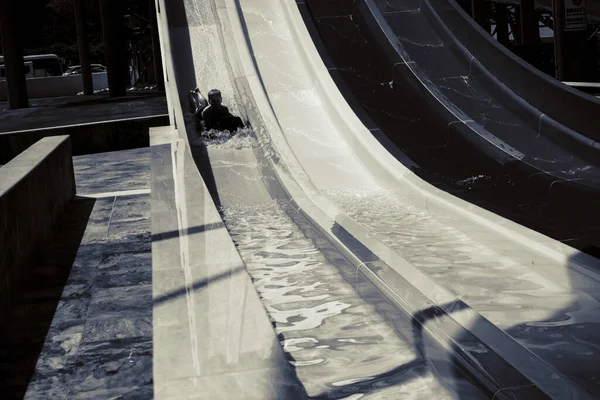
<box><xmin>202</xmin><ymin>107</ymin><xmax>213</xmax><ymax>129</ymax></box>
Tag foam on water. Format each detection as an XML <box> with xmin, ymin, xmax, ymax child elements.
<box><xmin>196</xmin><ymin>127</ymin><xmax>259</xmax><ymax>149</ymax></box>
<box><xmin>222</xmin><ymin>200</ymin><xmax>481</xmax><ymax>398</ymax></box>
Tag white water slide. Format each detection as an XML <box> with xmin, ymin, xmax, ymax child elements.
<box><xmin>154</xmin><ymin>0</ymin><xmax>600</xmax><ymax>397</ymax></box>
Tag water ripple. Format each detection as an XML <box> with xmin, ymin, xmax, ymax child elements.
<box><xmin>323</xmin><ymin>187</ymin><xmax>600</xmax><ymax>395</ymax></box>
<box><xmin>222</xmin><ymin>200</ymin><xmax>481</xmax><ymax>398</ymax></box>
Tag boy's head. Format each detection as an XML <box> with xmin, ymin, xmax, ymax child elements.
<box><xmin>208</xmin><ymin>89</ymin><xmax>222</xmax><ymax>106</ymax></box>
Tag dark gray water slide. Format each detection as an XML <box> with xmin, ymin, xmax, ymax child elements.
<box><xmin>425</xmin><ymin>0</ymin><xmax>600</xmax><ymax>148</ymax></box>
<box><xmin>303</xmin><ymin>0</ymin><xmax>600</xmax><ymax>253</ymax></box>
<box><xmin>363</xmin><ymin>0</ymin><xmax>600</xmax><ymax>179</ymax></box>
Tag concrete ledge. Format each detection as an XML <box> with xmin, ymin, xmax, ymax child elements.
<box><xmin>0</xmin><ymin>115</ymin><xmax>169</xmax><ymax>164</ymax></box>
<box><xmin>0</xmin><ymin>135</ymin><xmax>75</xmax><ymax>320</ymax></box>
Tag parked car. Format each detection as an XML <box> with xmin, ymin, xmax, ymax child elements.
<box><xmin>63</xmin><ymin>64</ymin><xmax>107</xmax><ymax>76</ymax></box>
<box><xmin>0</xmin><ymin>54</ymin><xmax>65</xmax><ymax>80</ymax></box>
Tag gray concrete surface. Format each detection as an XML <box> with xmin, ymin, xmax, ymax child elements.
<box><xmin>0</xmin><ymin>115</ymin><xmax>168</xmax><ymax>165</ymax></box>
<box><xmin>0</xmin><ymin>136</ymin><xmax>75</xmax><ymax>322</ymax></box>
<box><xmin>1</xmin><ymin>148</ymin><xmax>152</xmax><ymax>399</ymax></box>
<box><xmin>74</xmin><ymin>147</ymin><xmax>151</xmax><ymax>197</ymax></box>
<box><xmin>0</xmin><ymin>91</ymin><xmax>168</xmax><ymax>164</ymax></box>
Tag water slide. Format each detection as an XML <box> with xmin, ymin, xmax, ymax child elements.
<box><xmin>156</xmin><ymin>0</ymin><xmax>600</xmax><ymax>397</ymax></box>
<box><xmin>365</xmin><ymin>0</ymin><xmax>600</xmax><ymax>158</ymax></box>
<box><xmin>303</xmin><ymin>0</ymin><xmax>600</xmax><ymax>253</ymax></box>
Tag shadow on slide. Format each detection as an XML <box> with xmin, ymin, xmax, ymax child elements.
<box><xmin>162</xmin><ymin>0</ymin><xmax>223</xmax><ymax>209</ymax></box>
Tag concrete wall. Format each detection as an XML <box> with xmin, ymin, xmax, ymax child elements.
<box><xmin>0</xmin><ymin>115</ymin><xmax>168</xmax><ymax>164</ymax></box>
<box><xmin>0</xmin><ymin>136</ymin><xmax>75</xmax><ymax>320</ymax></box>
<box><xmin>0</xmin><ymin>72</ymin><xmax>109</xmax><ymax>101</ymax></box>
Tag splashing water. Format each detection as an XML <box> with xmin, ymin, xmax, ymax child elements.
<box><xmin>200</xmin><ymin>126</ymin><xmax>258</xmax><ymax>149</ymax></box>
<box><xmin>323</xmin><ymin>186</ymin><xmax>600</xmax><ymax>392</ymax></box>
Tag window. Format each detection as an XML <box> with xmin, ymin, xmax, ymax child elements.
<box><xmin>31</xmin><ymin>58</ymin><xmax>63</xmax><ymax>76</ymax></box>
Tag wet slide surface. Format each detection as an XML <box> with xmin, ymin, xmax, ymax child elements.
<box><xmin>168</xmin><ymin>0</ymin><xmax>486</xmax><ymax>397</ymax></box>
<box><xmin>215</xmin><ymin>141</ymin><xmax>486</xmax><ymax>398</ymax></box>
<box><xmin>167</xmin><ymin>0</ymin><xmax>600</xmax><ymax>397</ymax></box>
<box><xmin>237</xmin><ymin>0</ymin><xmax>600</xmax><ymax>397</ymax></box>
<box><xmin>302</xmin><ymin>0</ymin><xmax>600</xmax><ymax>255</ymax></box>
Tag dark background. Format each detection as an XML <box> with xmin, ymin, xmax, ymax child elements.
<box><xmin>0</xmin><ymin>0</ymin><xmax>152</xmax><ymax>68</ymax></box>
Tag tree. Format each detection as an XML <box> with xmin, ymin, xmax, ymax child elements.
<box><xmin>1</xmin><ymin>0</ymin><xmax>155</xmax><ymax>84</ymax></box>
<box><xmin>1</xmin><ymin>0</ymin><xmax>121</xmax><ymax>66</ymax></box>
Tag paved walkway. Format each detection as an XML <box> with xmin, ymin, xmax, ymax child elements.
<box><xmin>0</xmin><ymin>92</ymin><xmax>167</xmax><ymax>133</ymax></box>
<box><xmin>0</xmin><ymin>148</ymin><xmax>152</xmax><ymax>399</ymax></box>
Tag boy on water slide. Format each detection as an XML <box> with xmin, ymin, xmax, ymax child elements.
<box><xmin>188</xmin><ymin>88</ymin><xmax>244</xmax><ymax>134</ymax></box>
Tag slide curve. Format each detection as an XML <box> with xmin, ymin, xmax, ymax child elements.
<box><xmin>157</xmin><ymin>0</ymin><xmax>600</xmax><ymax>397</ymax></box>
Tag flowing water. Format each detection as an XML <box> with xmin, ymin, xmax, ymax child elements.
<box><xmin>200</xmin><ymin>123</ymin><xmax>486</xmax><ymax>398</ymax></box>
<box><xmin>322</xmin><ymin>186</ymin><xmax>600</xmax><ymax>328</ymax></box>
<box><xmin>221</xmin><ymin>199</ymin><xmax>486</xmax><ymax>399</ymax></box>
<box><xmin>323</xmin><ymin>186</ymin><xmax>600</xmax><ymax>396</ymax></box>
